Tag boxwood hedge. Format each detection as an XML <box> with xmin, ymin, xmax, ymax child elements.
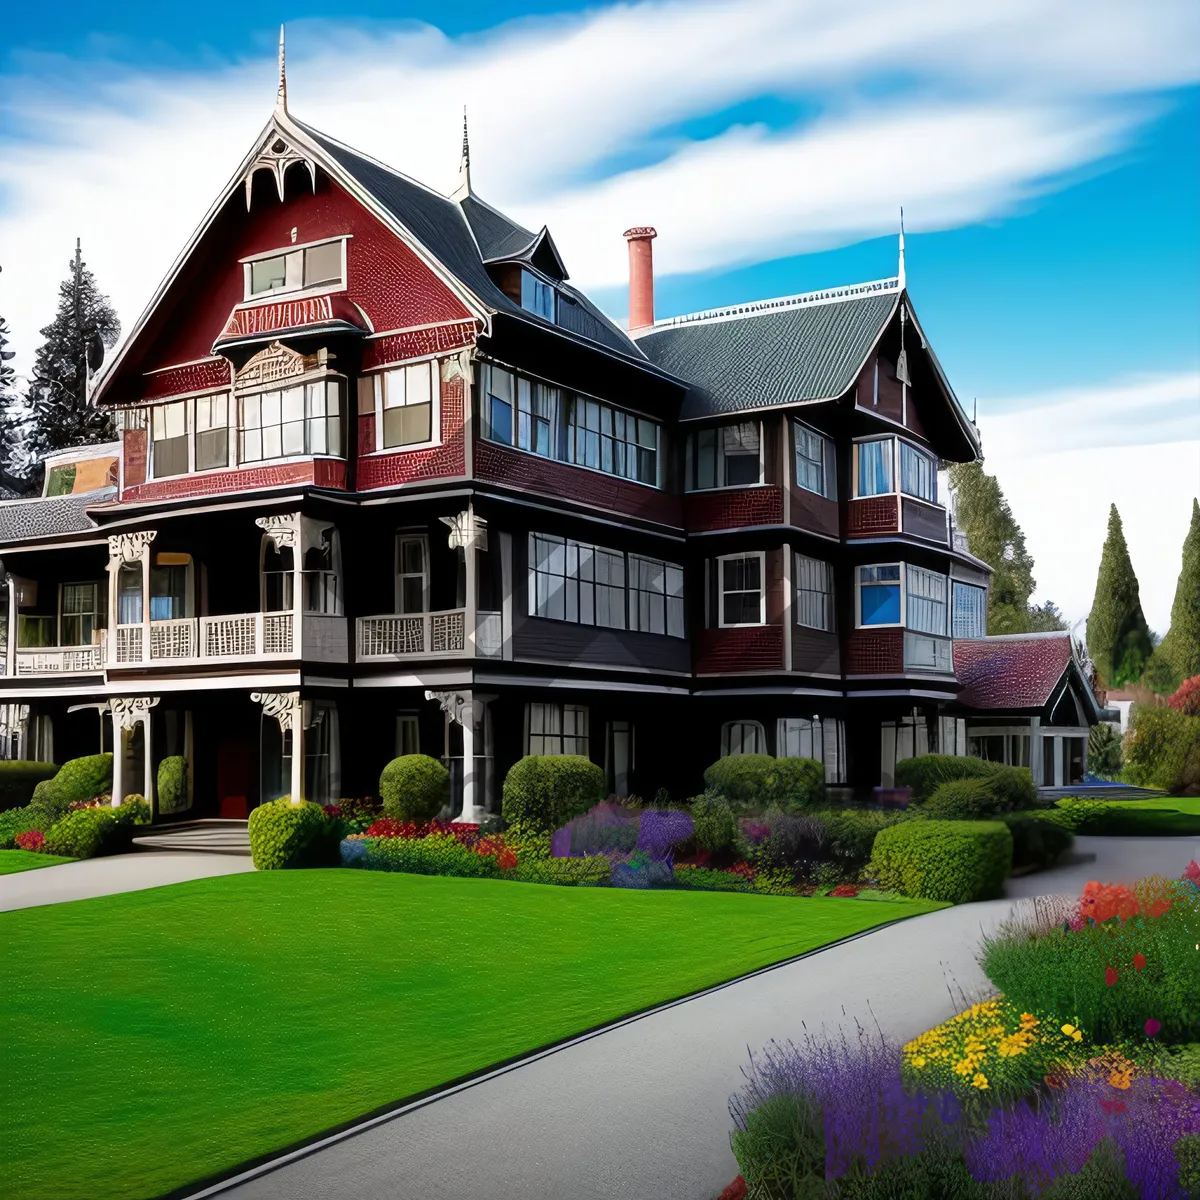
<box><xmin>513</xmin><ymin>855</ymin><xmax>612</xmax><ymax>887</ymax></box>
<box><xmin>893</xmin><ymin>754</ymin><xmax>997</xmax><ymax>803</ymax></box>
<box><xmin>156</xmin><ymin>756</ymin><xmax>188</xmax><ymax>814</ymax></box>
<box><xmin>1000</xmin><ymin>811</ymin><xmax>1074</xmax><ymax>871</ymax></box>
<box><xmin>867</xmin><ymin>819</ymin><xmax>1012</xmax><ymax>903</ymax></box>
<box><xmin>0</xmin><ymin>761</ymin><xmax>58</xmax><ymax>812</ymax></box>
<box><xmin>43</xmin><ymin>808</ymin><xmax>123</xmax><ymax>859</ymax></box>
<box><xmin>29</xmin><ymin>754</ymin><xmax>113</xmax><ymax>819</ymax></box>
<box><xmin>247</xmin><ymin>798</ymin><xmax>330</xmax><ymax>870</ymax></box>
<box><xmin>702</xmin><ymin>755</ymin><xmax>824</xmax><ymax>812</ymax></box>
<box><xmin>502</xmin><ymin>755</ymin><xmax>605</xmax><ymax>837</ymax></box>
<box><xmin>363</xmin><ymin>833</ymin><xmax>502</xmax><ymax>878</ymax></box>
<box><xmin>379</xmin><ymin>754</ymin><xmax>450</xmax><ymax>821</ymax></box>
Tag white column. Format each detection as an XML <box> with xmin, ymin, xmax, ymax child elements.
<box><xmin>465</xmin><ymin>503</ymin><xmax>478</xmax><ymax>656</ymax></box>
<box><xmin>110</xmin><ymin>697</ymin><xmax>160</xmax><ymax>807</ymax></box>
<box><xmin>107</xmin><ymin>531</ymin><xmax>157</xmax><ymax>664</ymax></box>
<box><xmin>3</xmin><ymin>575</ymin><xmax>15</xmax><ymax>677</ymax></box>
<box><xmin>142</xmin><ymin>711</ymin><xmax>155</xmax><ymax>814</ymax></box>
<box><xmin>111</xmin><ymin>724</ymin><xmax>125</xmax><ymax>808</ymax></box>
<box><xmin>1052</xmin><ymin>737</ymin><xmax>1064</xmax><ymax>788</ymax></box>
<box><xmin>460</xmin><ymin>697</ymin><xmax>476</xmax><ymax>820</ymax></box>
<box><xmin>250</xmin><ymin>691</ymin><xmax>304</xmax><ymax>804</ymax></box>
<box><xmin>291</xmin><ymin>709</ymin><xmax>304</xmax><ymax>804</ymax></box>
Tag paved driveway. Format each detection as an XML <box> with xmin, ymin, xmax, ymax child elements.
<box><xmin>0</xmin><ymin>851</ymin><xmax>255</xmax><ymax>912</ymax></box>
<box><xmin>209</xmin><ymin>835</ymin><xmax>1198</xmax><ymax>1200</ymax></box>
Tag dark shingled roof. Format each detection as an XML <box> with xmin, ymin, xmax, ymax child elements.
<box><xmin>953</xmin><ymin>634</ymin><xmax>1074</xmax><ymax>711</ymax></box>
<box><xmin>637</xmin><ymin>291</ymin><xmax>898</xmax><ymax>421</ymax></box>
<box><xmin>0</xmin><ymin>488</ymin><xmax>116</xmax><ymax>545</ymax></box>
<box><xmin>295</xmin><ymin>121</ymin><xmax>644</xmax><ymax>361</ymax></box>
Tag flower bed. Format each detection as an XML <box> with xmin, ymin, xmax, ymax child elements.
<box><xmin>728</xmin><ymin>862</ymin><xmax>1200</xmax><ymax>1198</ymax></box>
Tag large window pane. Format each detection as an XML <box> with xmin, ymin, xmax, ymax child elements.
<box><xmin>795</xmin><ymin>425</ymin><xmax>827</xmax><ymax>496</ymax></box>
<box><xmin>900</xmin><ymin>442</ymin><xmax>937</xmax><ymax>502</ymax></box>
<box><xmin>303</xmin><ymin>241</ymin><xmax>342</xmax><ymax>288</ymax></box>
<box><xmin>906</xmin><ymin>565</ymin><xmax>948</xmax><ymax>635</ymax></box>
<box><xmin>250</xmin><ymin>255</ymin><xmax>287</xmax><ymax>295</ymax></box>
<box><xmin>859</xmin><ymin>565</ymin><xmax>901</xmax><ymax>625</ymax></box>
<box><xmin>857</xmin><ymin>439</ymin><xmax>893</xmax><ymax>496</ymax></box>
<box><xmin>952</xmin><ymin>581</ymin><xmax>987</xmax><ymax>639</ymax></box>
<box><xmin>795</xmin><ymin>554</ymin><xmax>833</xmax><ymax>631</ymax></box>
<box><xmin>720</xmin><ymin>555</ymin><xmax>763</xmax><ymax>625</ymax></box>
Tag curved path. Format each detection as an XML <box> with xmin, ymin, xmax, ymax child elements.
<box><xmin>207</xmin><ymin>835</ymin><xmax>1198</xmax><ymax>1200</ymax></box>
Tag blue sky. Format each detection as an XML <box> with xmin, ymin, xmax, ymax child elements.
<box><xmin>1</xmin><ymin>1</ymin><xmax>1197</xmax><ymax>630</ymax></box>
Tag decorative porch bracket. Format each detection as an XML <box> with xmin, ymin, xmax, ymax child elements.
<box><xmin>109</xmin><ymin>696</ymin><xmax>159</xmax><ymax>810</ymax></box>
<box><xmin>424</xmin><ymin>689</ymin><xmax>496</xmax><ymax>823</ymax></box>
<box><xmin>251</xmin><ymin>690</ymin><xmax>304</xmax><ymax>804</ymax></box>
<box><xmin>254</xmin><ymin>512</ymin><xmax>301</xmax><ymax>551</ymax></box>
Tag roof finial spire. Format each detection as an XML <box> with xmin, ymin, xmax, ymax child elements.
<box><xmin>276</xmin><ymin>25</ymin><xmax>288</xmax><ymax>114</ymax></box>
<box><xmin>453</xmin><ymin>105</ymin><xmax>472</xmax><ymax>199</ymax></box>
<box><xmin>897</xmin><ymin>206</ymin><xmax>906</xmax><ymax>289</ymax></box>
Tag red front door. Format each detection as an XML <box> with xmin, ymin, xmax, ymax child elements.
<box><xmin>216</xmin><ymin>731</ymin><xmax>253</xmax><ymax>819</ymax></box>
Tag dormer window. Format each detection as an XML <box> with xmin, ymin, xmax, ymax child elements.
<box><xmin>243</xmin><ymin>238</ymin><xmax>346</xmax><ymax>301</ymax></box>
<box><xmin>521</xmin><ymin>270</ymin><xmax>557</xmax><ymax>322</ymax></box>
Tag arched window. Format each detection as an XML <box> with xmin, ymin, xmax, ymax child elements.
<box><xmin>302</xmin><ymin>526</ymin><xmax>341</xmax><ymax>614</ymax></box>
<box><xmin>720</xmin><ymin>720</ymin><xmax>766</xmax><ymax>757</ymax></box>
<box><xmin>117</xmin><ymin>563</ymin><xmax>143</xmax><ymax>625</ymax></box>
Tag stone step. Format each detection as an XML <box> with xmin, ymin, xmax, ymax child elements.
<box><xmin>132</xmin><ymin>820</ymin><xmax>251</xmax><ymax>856</ymax></box>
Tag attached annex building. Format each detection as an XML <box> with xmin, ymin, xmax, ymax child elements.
<box><xmin>0</xmin><ymin>68</ymin><xmax>1102</xmax><ymax>817</ymax></box>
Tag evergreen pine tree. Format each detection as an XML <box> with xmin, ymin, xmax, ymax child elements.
<box><xmin>1156</xmin><ymin>498</ymin><xmax>1200</xmax><ymax>683</ymax></box>
<box><xmin>946</xmin><ymin>461</ymin><xmax>1066</xmax><ymax>634</ymax></box>
<box><xmin>23</xmin><ymin>241</ymin><xmax>120</xmax><ymax>484</ymax></box>
<box><xmin>1085</xmin><ymin>504</ymin><xmax>1154</xmax><ymax>688</ymax></box>
<box><xmin>0</xmin><ymin>291</ymin><xmax>31</xmax><ymax>497</ymax></box>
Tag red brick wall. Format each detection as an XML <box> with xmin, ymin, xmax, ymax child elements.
<box><xmin>475</xmin><ymin>440</ymin><xmax>683</xmax><ymax>527</ymax></box>
<box><xmin>362</xmin><ymin>321</ymin><xmax>476</xmax><ymax>368</ymax></box>
<box><xmin>357</xmin><ymin>376</ymin><xmax>467</xmax><ymax>489</ymax></box>
<box><xmin>846</xmin><ymin>495</ymin><xmax>899</xmax><ymax>536</ymax></box>
<box><xmin>695</xmin><ymin>625</ymin><xmax>783</xmax><ymax>673</ymax></box>
<box><xmin>122</xmin><ymin>458</ymin><xmax>340</xmax><ymax>502</ymax></box>
<box><xmin>123</xmin><ymin>428</ymin><xmax>148</xmax><ymax>488</ymax></box>
<box><xmin>845</xmin><ymin>628</ymin><xmax>903</xmax><ymax>674</ymax></box>
<box><xmin>684</xmin><ymin>486</ymin><xmax>783</xmax><ymax>531</ymax></box>
<box><xmin>141</xmin><ymin>359</ymin><xmax>232</xmax><ymax>402</ymax></box>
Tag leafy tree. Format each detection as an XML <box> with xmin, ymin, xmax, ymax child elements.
<box><xmin>1086</xmin><ymin>504</ymin><xmax>1153</xmax><ymax>688</ymax></box>
<box><xmin>947</xmin><ymin>461</ymin><xmax>1065</xmax><ymax>634</ymax></box>
<box><xmin>1157</xmin><ymin>499</ymin><xmax>1200</xmax><ymax>684</ymax></box>
<box><xmin>23</xmin><ymin>241</ymin><xmax>120</xmax><ymax>489</ymax></box>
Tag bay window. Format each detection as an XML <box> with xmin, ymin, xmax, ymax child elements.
<box><xmin>529</xmin><ymin>534</ymin><xmax>626</xmax><ymax>629</ymax></box>
<box><xmin>519</xmin><ymin>378</ymin><xmax>557</xmax><ymax>459</ymax></box>
<box><xmin>527</xmin><ymin>703</ymin><xmax>588</xmax><ymax>756</ymax></box>
<box><xmin>239</xmin><ymin>379</ymin><xmax>342</xmax><ymax>463</ymax></box>
<box><xmin>151</xmin><ymin>401</ymin><xmax>189</xmax><ymax>479</ymax></box>
<box><xmin>855</xmin><ymin>437</ymin><xmax>940</xmax><ymax>502</ymax></box>
<box><xmin>718</xmin><ymin>553</ymin><xmax>765</xmax><ymax>626</ymax></box>
<box><xmin>952</xmin><ymin>581</ymin><xmax>987</xmax><ymax>639</ymax></box>
<box><xmin>857</xmin><ymin>564</ymin><xmax>902</xmax><ymax>626</ymax></box>
<box><xmin>794</xmin><ymin>424</ymin><xmax>830</xmax><ymax>497</ymax></box>
<box><xmin>692</xmin><ymin>422</ymin><xmax>762</xmax><ymax>489</ymax></box>
<box><xmin>628</xmin><ymin>554</ymin><xmax>685</xmax><ymax>638</ymax></box>
<box><xmin>856</xmin><ymin>438</ymin><xmax>892</xmax><ymax>497</ymax></box>
<box><xmin>906</xmin><ymin>565</ymin><xmax>948</xmax><ymax>635</ymax></box>
<box><xmin>568</xmin><ymin>397</ymin><xmax>657</xmax><ymax>484</ymax></box>
<box><xmin>900</xmin><ymin>441</ymin><xmax>937</xmax><ymax>503</ymax></box>
<box><xmin>795</xmin><ymin>554</ymin><xmax>834</xmax><ymax>632</ymax></box>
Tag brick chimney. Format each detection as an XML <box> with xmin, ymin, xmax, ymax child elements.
<box><xmin>623</xmin><ymin>226</ymin><xmax>657</xmax><ymax>333</ymax></box>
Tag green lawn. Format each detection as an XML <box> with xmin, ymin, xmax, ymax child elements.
<box><xmin>0</xmin><ymin>870</ymin><xmax>943</xmax><ymax>1200</ymax></box>
<box><xmin>0</xmin><ymin>849</ymin><xmax>76</xmax><ymax>874</ymax></box>
<box><xmin>1060</xmin><ymin>796</ymin><xmax>1200</xmax><ymax>835</ymax></box>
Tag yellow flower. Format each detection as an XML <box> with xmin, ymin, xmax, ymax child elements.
<box><xmin>1061</xmin><ymin>1023</ymin><xmax>1076</xmax><ymax>1036</ymax></box>
<box><xmin>1072</xmin><ymin>1030</ymin><xmax>1083</xmax><ymax>1042</ymax></box>
<box><xmin>972</xmin><ymin>1073</ymin><xmax>989</xmax><ymax>1089</ymax></box>
<box><xmin>912</xmin><ymin>1056</ymin><xmax>926</xmax><ymax>1068</ymax></box>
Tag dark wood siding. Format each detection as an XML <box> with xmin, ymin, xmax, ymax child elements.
<box><xmin>512</xmin><ymin>617</ymin><xmax>691</xmax><ymax>672</ymax></box>
<box><xmin>695</xmin><ymin>626</ymin><xmax>784</xmax><ymax>673</ymax></box>
<box><xmin>766</xmin><ymin>548</ymin><xmax>785</xmax><ymax>625</ymax></box>
<box><xmin>791</xmin><ymin>488</ymin><xmax>839</xmax><ymax>538</ymax></box>
<box><xmin>792</xmin><ymin>626</ymin><xmax>840</xmax><ymax>674</ymax></box>
<box><xmin>901</xmin><ymin>498</ymin><xmax>948</xmax><ymax>544</ymax></box>
<box><xmin>684</xmin><ymin>486</ymin><xmax>783</xmax><ymax>530</ymax></box>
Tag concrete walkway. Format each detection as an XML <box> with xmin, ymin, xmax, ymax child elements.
<box><xmin>0</xmin><ymin>851</ymin><xmax>255</xmax><ymax>912</ymax></box>
<box><xmin>211</xmin><ymin>835</ymin><xmax>1199</xmax><ymax>1200</ymax></box>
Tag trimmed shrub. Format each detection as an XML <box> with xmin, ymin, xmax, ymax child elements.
<box><xmin>115</xmin><ymin>795</ymin><xmax>152</xmax><ymax>826</ymax></box>
<box><xmin>247</xmin><ymin>798</ymin><xmax>329</xmax><ymax>870</ymax></box>
<box><xmin>156</xmin><ymin>756</ymin><xmax>188</xmax><ymax>814</ymax></box>
<box><xmin>0</xmin><ymin>805</ymin><xmax>51</xmax><ymax>849</ymax></box>
<box><xmin>29</xmin><ymin>753</ymin><xmax>113</xmax><ymax>819</ymax></box>
<box><xmin>893</xmin><ymin>755</ymin><xmax>996</xmax><ymax>803</ymax></box>
<box><xmin>1124</xmin><ymin>705</ymin><xmax>1200</xmax><ymax>794</ymax></box>
<box><xmin>923</xmin><ymin>778</ymin><xmax>1002</xmax><ymax>820</ymax></box>
<box><xmin>363</xmin><ymin>832</ymin><xmax>503</xmax><ymax>878</ymax></box>
<box><xmin>672</xmin><ymin>864</ymin><xmax>753</xmax><ymax>892</ymax></box>
<box><xmin>1001</xmin><ymin>811</ymin><xmax>1074</xmax><ymax>871</ymax></box>
<box><xmin>43</xmin><ymin>808</ymin><xmax>123</xmax><ymax>859</ymax></box>
<box><xmin>502</xmin><ymin>755</ymin><xmax>605</xmax><ymax>837</ymax></box>
<box><xmin>514</xmin><ymin>855</ymin><xmax>611</xmax><ymax>887</ymax></box>
<box><xmin>0</xmin><ymin>761</ymin><xmax>58</xmax><ymax>812</ymax></box>
<box><xmin>703</xmin><ymin>755</ymin><xmax>824</xmax><ymax>812</ymax></box>
<box><xmin>335</xmin><ymin>795</ymin><xmax>383</xmax><ymax>823</ymax></box>
<box><xmin>987</xmin><ymin>765</ymin><xmax>1038</xmax><ymax>809</ymax></box>
<box><xmin>814</xmin><ymin>809</ymin><xmax>910</xmax><ymax>867</ymax></box>
<box><xmin>379</xmin><ymin>754</ymin><xmax>450</xmax><ymax>821</ymax></box>
<box><xmin>691</xmin><ymin>792</ymin><xmax>737</xmax><ymax>855</ymax></box>
<box><xmin>868</xmin><ymin>820</ymin><xmax>1012</xmax><ymax>903</ymax></box>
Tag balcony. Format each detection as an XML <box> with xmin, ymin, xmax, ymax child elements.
<box><xmin>357</xmin><ymin>609</ymin><xmax>503</xmax><ymax>661</ymax></box>
<box><xmin>14</xmin><ymin>642</ymin><xmax>105</xmax><ymax>675</ymax></box>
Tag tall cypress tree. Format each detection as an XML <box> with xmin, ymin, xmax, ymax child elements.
<box><xmin>24</xmin><ymin>241</ymin><xmax>120</xmax><ymax>483</ymax></box>
<box><xmin>0</xmin><ymin>296</ymin><xmax>31</xmax><ymax>496</ymax></box>
<box><xmin>947</xmin><ymin>461</ymin><xmax>1066</xmax><ymax>634</ymax></box>
<box><xmin>1086</xmin><ymin>504</ymin><xmax>1153</xmax><ymax>687</ymax></box>
<box><xmin>1156</xmin><ymin>498</ymin><xmax>1200</xmax><ymax>683</ymax></box>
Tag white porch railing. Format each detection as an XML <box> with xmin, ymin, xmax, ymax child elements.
<box><xmin>149</xmin><ymin>617</ymin><xmax>197</xmax><ymax>660</ymax></box>
<box><xmin>14</xmin><ymin>643</ymin><xmax>104</xmax><ymax>674</ymax></box>
<box><xmin>115</xmin><ymin>625</ymin><xmax>143</xmax><ymax>664</ymax></box>
<box><xmin>357</xmin><ymin>609</ymin><xmax>502</xmax><ymax>660</ymax></box>
<box><xmin>199</xmin><ymin>612</ymin><xmax>294</xmax><ymax>659</ymax></box>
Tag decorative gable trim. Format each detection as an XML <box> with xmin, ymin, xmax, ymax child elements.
<box><xmin>244</xmin><ymin>129</ymin><xmax>317</xmax><ymax>209</ymax></box>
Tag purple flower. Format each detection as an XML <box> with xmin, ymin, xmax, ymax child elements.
<box><xmin>636</xmin><ymin>809</ymin><xmax>694</xmax><ymax>860</ymax></box>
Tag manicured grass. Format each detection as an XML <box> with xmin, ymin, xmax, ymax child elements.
<box><xmin>0</xmin><ymin>870</ymin><xmax>943</xmax><ymax>1200</ymax></box>
<box><xmin>0</xmin><ymin>849</ymin><xmax>76</xmax><ymax>875</ymax></box>
<box><xmin>1058</xmin><ymin>798</ymin><xmax>1200</xmax><ymax>836</ymax></box>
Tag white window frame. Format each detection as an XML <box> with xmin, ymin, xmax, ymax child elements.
<box><xmin>627</xmin><ymin>554</ymin><xmax>685</xmax><ymax>639</ymax></box>
<box><xmin>373</xmin><ymin>360</ymin><xmax>440</xmax><ymax>452</ymax></box>
<box><xmin>720</xmin><ymin>720</ymin><xmax>766</xmax><ymax>756</ymax></box>
<box><xmin>194</xmin><ymin>392</ymin><xmax>231</xmax><ymax>473</ymax></box>
<box><xmin>238</xmin><ymin>379</ymin><xmax>344</xmax><ymax>465</ymax></box>
<box><xmin>905</xmin><ymin>565</ymin><xmax>948</xmax><ymax>636</ymax></box>
<box><xmin>717</xmin><ymin>551</ymin><xmax>766</xmax><ymax>628</ymax></box>
<box><xmin>526</xmin><ymin>702</ymin><xmax>589</xmax><ymax>756</ymax></box>
<box><xmin>855</xmin><ymin>562</ymin><xmax>904</xmax><ymax>628</ymax></box>
<box><xmin>395</xmin><ymin>533</ymin><xmax>430</xmax><ymax>615</ymax></box>
<box><xmin>240</xmin><ymin>236</ymin><xmax>350</xmax><ymax>304</ymax></box>
<box><xmin>952</xmin><ymin>581</ymin><xmax>988</xmax><ymax>639</ymax></box>
<box><xmin>794</xmin><ymin>554</ymin><xmax>834</xmax><ymax>632</ymax></box>
<box><xmin>899</xmin><ymin>439</ymin><xmax>938</xmax><ymax>504</ymax></box>
<box><xmin>59</xmin><ymin>581</ymin><xmax>102</xmax><ymax>647</ymax></box>
<box><xmin>852</xmin><ymin>436</ymin><xmax>897</xmax><ymax>499</ymax></box>
<box><xmin>150</xmin><ymin>400</ymin><xmax>190</xmax><ymax>479</ymax></box>
<box><xmin>793</xmin><ymin>421</ymin><xmax>831</xmax><ymax>499</ymax></box>
<box><xmin>690</xmin><ymin>421</ymin><xmax>764</xmax><ymax>491</ymax></box>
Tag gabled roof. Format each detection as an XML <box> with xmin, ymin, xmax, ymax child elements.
<box><xmin>953</xmin><ymin>633</ymin><xmax>1099</xmax><ymax>715</ymax></box>
<box><xmin>635</xmin><ymin>280</ymin><xmax>900</xmax><ymax>421</ymax></box>
<box><xmin>459</xmin><ymin>194</ymin><xmax>537</xmax><ymax>262</ymax></box>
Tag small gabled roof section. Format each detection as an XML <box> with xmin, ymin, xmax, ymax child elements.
<box><xmin>635</xmin><ymin>278</ymin><xmax>902</xmax><ymax>421</ymax></box>
<box><xmin>953</xmin><ymin>632</ymin><xmax>1102</xmax><ymax>720</ymax></box>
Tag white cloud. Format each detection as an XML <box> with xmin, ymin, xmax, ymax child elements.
<box><xmin>0</xmin><ymin>0</ymin><xmax>1197</xmax><ymax>376</ymax></box>
<box><xmin>978</xmin><ymin>379</ymin><xmax>1200</xmax><ymax>632</ymax></box>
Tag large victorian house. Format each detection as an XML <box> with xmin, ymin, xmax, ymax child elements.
<box><xmin>0</xmin><ymin>59</ymin><xmax>1099</xmax><ymax>821</ymax></box>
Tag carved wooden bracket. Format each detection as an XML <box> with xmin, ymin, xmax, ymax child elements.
<box><xmin>111</xmin><ymin>696</ymin><xmax>160</xmax><ymax>731</ymax></box>
<box><xmin>424</xmin><ymin>689</ymin><xmax>471</xmax><ymax>728</ymax></box>
<box><xmin>439</xmin><ymin>510</ymin><xmax>487</xmax><ymax>552</ymax></box>
<box><xmin>255</xmin><ymin>513</ymin><xmax>301</xmax><ymax>551</ymax></box>
<box><xmin>252</xmin><ymin>690</ymin><xmax>302</xmax><ymax>734</ymax></box>
<box><xmin>244</xmin><ymin>128</ymin><xmax>318</xmax><ymax>210</ymax></box>
<box><xmin>107</xmin><ymin>530</ymin><xmax>157</xmax><ymax>565</ymax></box>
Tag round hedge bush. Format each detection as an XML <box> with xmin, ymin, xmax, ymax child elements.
<box><xmin>379</xmin><ymin>755</ymin><xmax>450</xmax><ymax>821</ymax></box>
<box><xmin>867</xmin><ymin>819</ymin><xmax>1013</xmax><ymax>903</ymax></box>
<box><xmin>156</xmin><ymin>756</ymin><xmax>188</xmax><ymax>814</ymax></box>
<box><xmin>29</xmin><ymin>753</ymin><xmax>113</xmax><ymax>819</ymax></box>
<box><xmin>43</xmin><ymin>808</ymin><xmax>123</xmax><ymax>859</ymax></box>
<box><xmin>502</xmin><ymin>755</ymin><xmax>605</xmax><ymax>836</ymax></box>
<box><xmin>702</xmin><ymin>755</ymin><xmax>824</xmax><ymax>812</ymax></box>
<box><xmin>691</xmin><ymin>792</ymin><xmax>737</xmax><ymax>854</ymax></box>
<box><xmin>247</xmin><ymin>798</ymin><xmax>329</xmax><ymax>870</ymax></box>
<box><xmin>923</xmin><ymin>768</ymin><xmax>1037</xmax><ymax>819</ymax></box>
<box><xmin>892</xmin><ymin>754</ymin><xmax>996</xmax><ymax>803</ymax></box>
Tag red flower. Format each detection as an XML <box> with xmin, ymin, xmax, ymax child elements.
<box><xmin>1145</xmin><ymin>1018</ymin><xmax>1161</xmax><ymax>1038</ymax></box>
<box><xmin>1105</xmin><ymin>966</ymin><xmax>1119</xmax><ymax>987</ymax></box>
<box><xmin>14</xmin><ymin>829</ymin><xmax>45</xmax><ymax>852</ymax></box>
<box><xmin>1100</xmin><ymin>1099</ymin><xmax>1127</xmax><ymax>1115</ymax></box>
<box><xmin>1133</xmin><ymin>952</ymin><xmax>1146</xmax><ymax>971</ymax></box>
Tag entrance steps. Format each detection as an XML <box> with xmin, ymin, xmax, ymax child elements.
<box><xmin>132</xmin><ymin>819</ymin><xmax>251</xmax><ymax>856</ymax></box>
